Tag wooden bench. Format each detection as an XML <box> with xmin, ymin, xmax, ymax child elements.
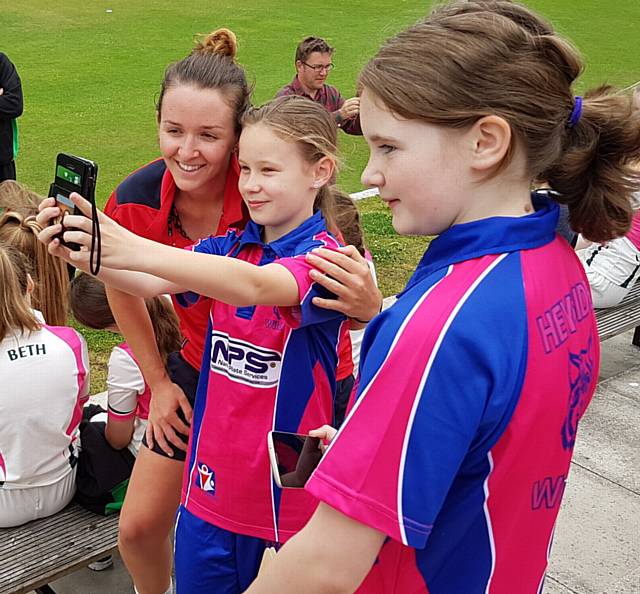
<box><xmin>0</xmin><ymin>502</ymin><xmax>119</xmax><ymax>594</ymax></box>
<box><xmin>594</xmin><ymin>281</ymin><xmax>640</xmax><ymax>345</ymax></box>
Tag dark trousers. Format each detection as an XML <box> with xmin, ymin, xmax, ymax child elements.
<box><xmin>0</xmin><ymin>160</ymin><xmax>16</xmax><ymax>183</ymax></box>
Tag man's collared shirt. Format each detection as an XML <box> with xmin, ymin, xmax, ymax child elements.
<box><xmin>276</xmin><ymin>75</ymin><xmax>362</xmax><ymax>135</ymax></box>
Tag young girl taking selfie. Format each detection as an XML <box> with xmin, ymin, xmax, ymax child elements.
<box><xmin>241</xmin><ymin>1</ymin><xmax>640</xmax><ymax>593</ymax></box>
<box><xmin>100</xmin><ymin>28</ymin><xmax>251</xmax><ymax>594</ymax></box>
<box><xmin>39</xmin><ymin>96</ymin><xmax>351</xmax><ymax>593</ymax></box>
<box><xmin>86</xmin><ymin>27</ymin><xmax>376</xmax><ymax>594</ymax></box>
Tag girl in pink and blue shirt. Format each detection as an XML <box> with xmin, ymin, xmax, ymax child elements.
<box><xmin>243</xmin><ymin>2</ymin><xmax>640</xmax><ymax>594</ymax></box>
<box><xmin>39</xmin><ymin>96</ymin><xmax>350</xmax><ymax>593</ymax></box>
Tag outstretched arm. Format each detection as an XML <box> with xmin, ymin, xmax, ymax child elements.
<box><xmin>62</xmin><ymin>193</ymin><xmax>301</xmax><ymax>307</ymax></box>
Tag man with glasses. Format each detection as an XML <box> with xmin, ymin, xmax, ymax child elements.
<box><xmin>276</xmin><ymin>37</ymin><xmax>362</xmax><ymax>135</ymax></box>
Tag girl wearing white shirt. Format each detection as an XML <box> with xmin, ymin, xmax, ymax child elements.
<box><xmin>0</xmin><ymin>245</ymin><xmax>89</xmax><ymax>527</ymax></box>
<box><xmin>70</xmin><ymin>273</ymin><xmax>181</xmax><ymax>456</ymax></box>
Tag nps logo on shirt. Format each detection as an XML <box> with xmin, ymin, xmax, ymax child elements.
<box><xmin>196</xmin><ymin>463</ymin><xmax>215</xmax><ymax>494</ymax></box>
<box><xmin>210</xmin><ymin>331</ymin><xmax>282</xmax><ymax>388</ymax></box>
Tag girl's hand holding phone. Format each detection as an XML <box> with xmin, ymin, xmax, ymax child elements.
<box><xmin>36</xmin><ymin>197</ymin><xmax>89</xmax><ymax>270</ymax></box>
<box><xmin>39</xmin><ymin>193</ymin><xmax>141</xmax><ymax>272</ymax></box>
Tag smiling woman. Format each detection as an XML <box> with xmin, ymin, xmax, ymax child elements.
<box><xmin>99</xmin><ymin>28</ymin><xmax>252</xmax><ymax>594</ymax></box>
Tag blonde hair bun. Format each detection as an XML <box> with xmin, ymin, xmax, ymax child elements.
<box><xmin>193</xmin><ymin>28</ymin><xmax>238</xmax><ymax>59</ymax></box>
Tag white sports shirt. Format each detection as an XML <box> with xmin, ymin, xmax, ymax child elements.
<box><xmin>0</xmin><ymin>312</ymin><xmax>89</xmax><ymax>488</ymax></box>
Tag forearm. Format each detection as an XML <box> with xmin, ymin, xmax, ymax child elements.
<box><xmin>340</xmin><ymin>115</ymin><xmax>362</xmax><ymax>136</ymax></box>
<box><xmin>0</xmin><ymin>74</ymin><xmax>23</xmax><ymax>117</ymax></box>
<box><xmin>245</xmin><ymin>503</ymin><xmax>384</xmax><ymax>594</ymax></box>
<box><xmin>98</xmin><ymin>266</ymin><xmax>181</xmax><ymax>299</ymax></box>
<box><xmin>134</xmin><ymin>242</ymin><xmax>299</xmax><ymax>307</ymax></box>
<box><xmin>105</xmin><ymin>287</ymin><xmax>171</xmax><ymax>387</ymax></box>
<box><xmin>245</xmin><ymin>532</ymin><xmax>351</xmax><ymax>594</ymax></box>
<box><xmin>105</xmin><ymin>419</ymin><xmax>135</xmax><ymax>450</ymax></box>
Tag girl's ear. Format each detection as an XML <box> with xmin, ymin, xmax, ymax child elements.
<box><xmin>469</xmin><ymin>115</ymin><xmax>512</xmax><ymax>172</ymax></box>
<box><xmin>312</xmin><ymin>156</ymin><xmax>335</xmax><ymax>188</ymax></box>
<box><xmin>26</xmin><ymin>273</ymin><xmax>35</xmax><ymax>296</ymax></box>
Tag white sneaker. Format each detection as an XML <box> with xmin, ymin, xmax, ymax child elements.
<box><xmin>88</xmin><ymin>555</ymin><xmax>114</xmax><ymax>571</ymax></box>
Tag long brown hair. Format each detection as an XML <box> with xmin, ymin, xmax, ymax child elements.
<box><xmin>359</xmin><ymin>0</ymin><xmax>640</xmax><ymax>242</ymax></box>
<box><xmin>333</xmin><ymin>189</ymin><xmax>365</xmax><ymax>255</ymax></box>
<box><xmin>0</xmin><ymin>180</ymin><xmax>42</xmax><ymax>216</ymax></box>
<box><xmin>242</xmin><ymin>96</ymin><xmax>340</xmax><ymax>230</ymax></box>
<box><xmin>70</xmin><ymin>274</ymin><xmax>182</xmax><ymax>365</ymax></box>
<box><xmin>0</xmin><ymin>209</ymin><xmax>69</xmax><ymax>326</ymax></box>
<box><xmin>157</xmin><ymin>28</ymin><xmax>252</xmax><ymax>135</ymax></box>
<box><xmin>0</xmin><ymin>245</ymin><xmax>40</xmax><ymax>341</ymax></box>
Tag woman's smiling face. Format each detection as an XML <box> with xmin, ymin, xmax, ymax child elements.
<box><xmin>158</xmin><ymin>84</ymin><xmax>237</xmax><ymax>197</ymax></box>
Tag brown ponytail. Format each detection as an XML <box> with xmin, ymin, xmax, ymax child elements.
<box><xmin>157</xmin><ymin>27</ymin><xmax>252</xmax><ymax>134</ymax></box>
<box><xmin>0</xmin><ymin>210</ymin><xmax>69</xmax><ymax>326</ymax></box>
<box><xmin>242</xmin><ymin>95</ymin><xmax>340</xmax><ymax>231</ymax></box>
<box><xmin>70</xmin><ymin>274</ymin><xmax>182</xmax><ymax>366</ymax></box>
<box><xmin>358</xmin><ymin>0</ymin><xmax>640</xmax><ymax>243</ymax></box>
<box><xmin>333</xmin><ymin>189</ymin><xmax>365</xmax><ymax>255</ymax></box>
<box><xmin>0</xmin><ymin>245</ymin><xmax>40</xmax><ymax>341</ymax></box>
<box><xmin>542</xmin><ymin>88</ymin><xmax>640</xmax><ymax>242</ymax></box>
<box><xmin>144</xmin><ymin>297</ymin><xmax>183</xmax><ymax>364</ymax></box>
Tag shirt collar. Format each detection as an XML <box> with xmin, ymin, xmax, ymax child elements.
<box><xmin>404</xmin><ymin>193</ymin><xmax>559</xmax><ymax>292</ymax></box>
<box><xmin>290</xmin><ymin>75</ymin><xmax>325</xmax><ymax>100</ymax></box>
<box><xmin>158</xmin><ymin>155</ymin><xmax>248</xmax><ymax>235</ymax></box>
<box><xmin>239</xmin><ymin>210</ymin><xmax>326</xmax><ymax>257</ymax></box>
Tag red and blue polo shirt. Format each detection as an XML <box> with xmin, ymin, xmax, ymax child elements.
<box><xmin>307</xmin><ymin>196</ymin><xmax>599</xmax><ymax>593</ymax></box>
<box><xmin>103</xmin><ymin>158</ymin><xmax>248</xmax><ymax>370</ymax></box>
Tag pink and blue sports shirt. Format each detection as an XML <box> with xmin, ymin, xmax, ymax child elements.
<box><xmin>307</xmin><ymin>196</ymin><xmax>599</xmax><ymax>593</ymax></box>
<box><xmin>179</xmin><ymin>211</ymin><xmax>347</xmax><ymax>542</ymax></box>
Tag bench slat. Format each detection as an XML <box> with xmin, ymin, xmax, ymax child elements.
<box><xmin>0</xmin><ymin>503</ymin><xmax>119</xmax><ymax>594</ymax></box>
<box><xmin>595</xmin><ymin>282</ymin><xmax>640</xmax><ymax>341</ymax></box>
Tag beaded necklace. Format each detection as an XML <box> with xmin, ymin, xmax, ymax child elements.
<box><xmin>167</xmin><ymin>202</ymin><xmax>192</xmax><ymax>241</ymax></box>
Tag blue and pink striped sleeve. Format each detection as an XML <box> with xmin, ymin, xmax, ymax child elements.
<box><xmin>276</xmin><ymin>235</ymin><xmax>345</xmax><ymax>328</ymax></box>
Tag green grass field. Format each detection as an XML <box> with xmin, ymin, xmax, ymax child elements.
<box><xmin>4</xmin><ymin>0</ymin><xmax>639</xmax><ymax>391</ymax></box>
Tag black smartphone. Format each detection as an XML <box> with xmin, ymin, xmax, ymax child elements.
<box><xmin>49</xmin><ymin>153</ymin><xmax>98</xmax><ymax>249</ymax></box>
<box><xmin>267</xmin><ymin>431</ymin><xmax>323</xmax><ymax>489</ymax></box>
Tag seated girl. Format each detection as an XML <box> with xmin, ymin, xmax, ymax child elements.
<box><xmin>70</xmin><ymin>273</ymin><xmax>182</xmax><ymax>455</ymax></box>
<box><xmin>0</xmin><ymin>245</ymin><xmax>89</xmax><ymax>527</ymax></box>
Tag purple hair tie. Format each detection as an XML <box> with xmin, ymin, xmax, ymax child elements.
<box><xmin>567</xmin><ymin>96</ymin><xmax>583</xmax><ymax>128</ymax></box>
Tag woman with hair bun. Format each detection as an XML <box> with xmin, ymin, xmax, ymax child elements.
<box><xmin>93</xmin><ymin>27</ymin><xmax>380</xmax><ymax>594</ymax></box>
<box><xmin>96</xmin><ymin>28</ymin><xmax>251</xmax><ymax>594</ymax></box>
